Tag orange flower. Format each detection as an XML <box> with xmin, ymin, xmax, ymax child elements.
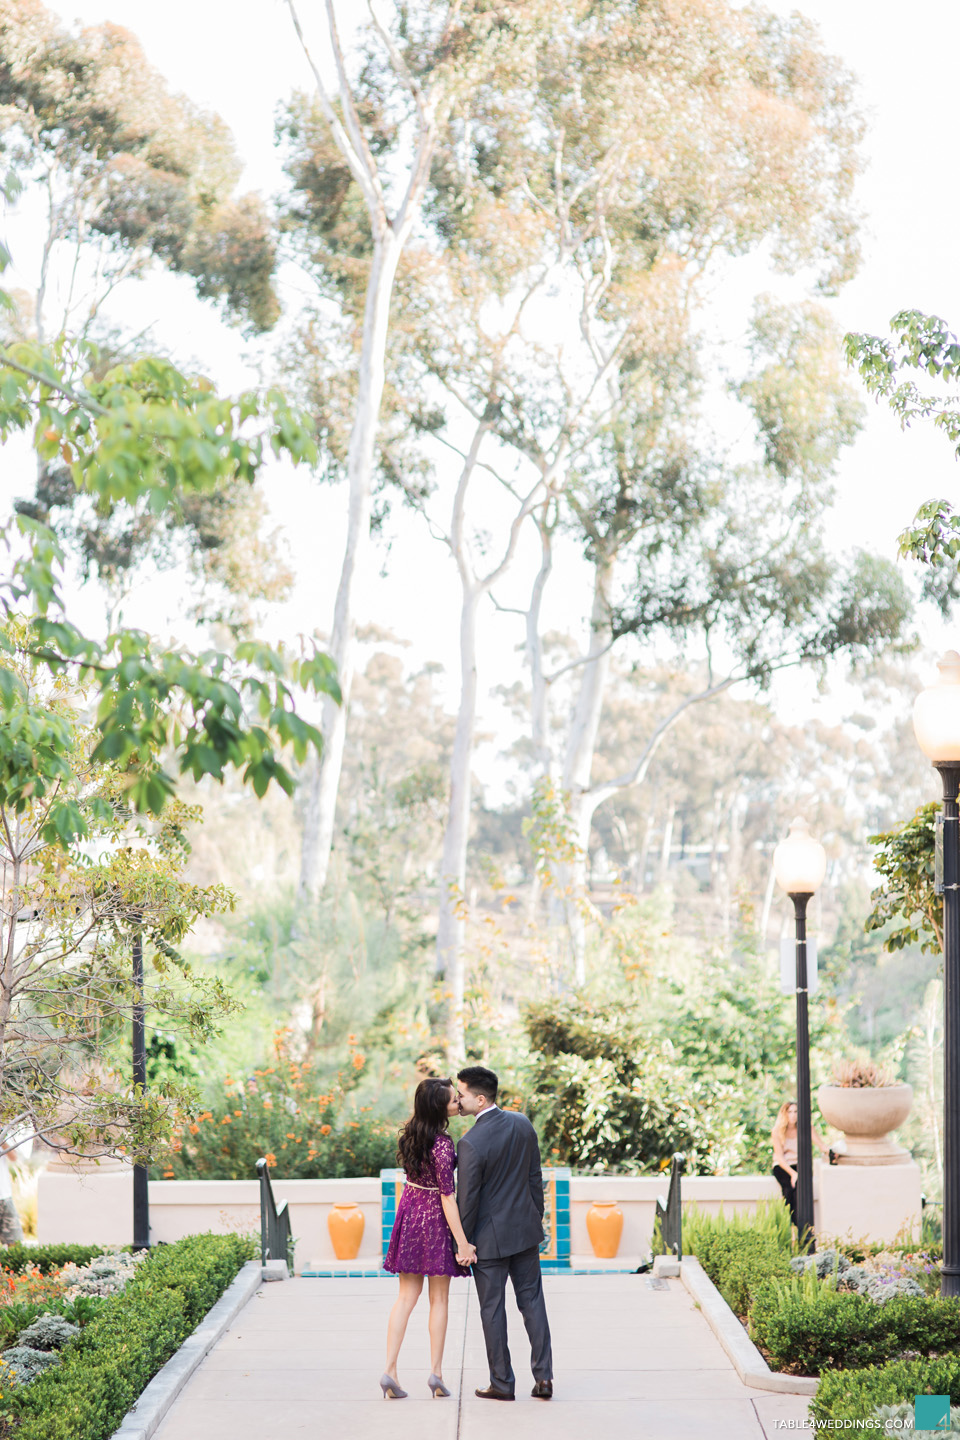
<box><xmin>347</xmin><ymin>1033</ymin><xmax>357</xmax><ymax>1044</ymax></box>
<box><xmin>285</xmin><ymin>1132</ymin><xmax>295</xmax><ymax>1140</ymax></box>
<box><xmin>188</xmin><ymin>1124</ymin><xmax>199</xmax><ymax>1136</ymax></box>
<box><xmin>263</xmin><ymin>1100</ymin><xmax>273</xmax><ymax>1110</ymax></box>
<box><xmin>221</xmin><ymin>1116</ymin><xmax>232</xmax><ymax>1125</ymax></box>
<box><xmin>233</xmin><ymin>1110</ymin><xmax>242</xmax><ymax>1117</ymax></box>
<box><xmin>352</xmin><ymin>1052</ymin><xmax>365</xmax><ymax>1070</ymax></box>
<box><xmin>320</xmin><ymin>1124</ymin><xmax>331</xmax><ymax>1136</ymax></box>
<box><xmin>163</xmin><ymin>1168</ymin><xmax>175</xmax><ymax>1178</ymax></box>
<box><xmin>264</xmin><ymin>1152</ymin><xmax>277</xmax><ymax>1167</ymax></box>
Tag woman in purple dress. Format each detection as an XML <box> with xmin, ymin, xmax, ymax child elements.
<box><xmin>381</xmin><ymin>1077</ymin><xmax>475</xmax><ymax>1399</ymax></box>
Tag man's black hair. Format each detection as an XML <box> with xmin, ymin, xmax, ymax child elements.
<box><xmin>457</xmin><ymin>1065</ymin><xmax>498</xmax><ymax>1103</ymax></box>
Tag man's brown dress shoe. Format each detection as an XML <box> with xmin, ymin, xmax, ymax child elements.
<box><xmin>531</xmin><ymin>1380</ymin><xmax>553</xmax><ymax>1399</ymax></box>
<box><xmin>475</xmin><ymin>1386</ymin><xmax>515</xmax><ymax>1401</ymax></box>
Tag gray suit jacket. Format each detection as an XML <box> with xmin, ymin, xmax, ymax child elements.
<box><xmin>456</xmin><ymin>1109</ymin><xmax>545</xmax><ymax>1260</ymax></box>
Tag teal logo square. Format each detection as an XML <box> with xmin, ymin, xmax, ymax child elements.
<box><xmin>915</xmin><ymin>1394</ymin><xmax>951</xmax><ymax>1431</ymax></box>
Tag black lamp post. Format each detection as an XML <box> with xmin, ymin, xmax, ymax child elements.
<box><xmin>132</xmin><ymin>929</ymin><xmax>150</xmax><ymax>1252</ymax></box>
<box><xmin>773</xmin><ymin>817</ymin><xmax>826</xmax><ymax>1249</ymax></box>
<box><xmin>913</xmin><ymin>650</ymin><xmax>960</xmax><ymax>1296</ymax></box>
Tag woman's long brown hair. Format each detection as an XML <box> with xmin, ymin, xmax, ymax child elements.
<box><xmin>397</xmin><ymin>1077</ymin><xmax>453</xmax><ymax>1178</ymax></box>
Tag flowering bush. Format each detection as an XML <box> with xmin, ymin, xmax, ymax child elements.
<box><xmin>157</xmin><ymin>1030</ymin><xmax>398</xmax><ymax>1180</ymax></box>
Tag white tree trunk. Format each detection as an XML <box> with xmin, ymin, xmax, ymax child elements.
<box><xmin>553</xmin><ymin>559</ymin><xmax>614</xmax><ymax>982</ymax></box>
<box><xmin>759</xmin><ymin>856</ymin><xmax>777</xmax><ymax>952</ymax></box>
<box><xmin>658</xmin><ymin>800</ymin><xmax>676</xmax><ymax>886</ymax></box>
<box><xmin>435</xmin><ymin>585</ymin><xmax>480</xmax><ymax>1059</ymax></box>
<box><xmin>526</xmin><ymin>513</ymin><xmax>555</xmax><ymax>777</ymax></box>
<box><xmin>298</xmin><ymin>234</ymin><xmax>401</xmax><ymax>901</ymax></box>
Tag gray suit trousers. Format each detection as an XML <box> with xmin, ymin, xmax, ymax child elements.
<box><xmin>472</xmin><ymin>1245</ymin><xmax>553</xmax><ymax>1394</ymax></box>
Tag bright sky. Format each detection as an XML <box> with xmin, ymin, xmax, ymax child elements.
<box><xmin>12</xmin><ymin>0</ymin><xmax>960</xmax><ymax>784</ymax></box>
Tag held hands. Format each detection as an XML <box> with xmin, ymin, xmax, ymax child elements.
<box><xmin>457</xmin><ymin>1243</ymin><xmax>477</xmax><ymax>1267</ymax></box>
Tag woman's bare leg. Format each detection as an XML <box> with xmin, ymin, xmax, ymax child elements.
<box><xmin>427</xmin><ymin>1275</ymin><xmax>451</xmax><ymax>1377</ymax></box>
<box><xmin>386</xmin><ymin>1273</ymin><xmax>423</xmax><ymax>1380</ymax></box>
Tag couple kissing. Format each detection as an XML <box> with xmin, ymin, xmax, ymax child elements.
<box><xmin>381</xmin><ymin>1065</ymin><xmax>553</xmax><ymax>1403</ymax></box>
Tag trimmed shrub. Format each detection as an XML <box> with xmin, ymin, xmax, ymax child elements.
<box><xmin>708</xmin><ymin>1234</ymin><xmax>792</xmax><ymax>1318</ymax></box>
<box><xmin>0</xmin><ymin>1245</ymin><xmax>102</xmax><ymax>1275</ymax></box>
<box><xmin>812</xmin><ymin>1356</ymin><xmax>960</xmax><ymax>1425</ymax></box>
<box><xmin>751</xmin><ymin>1274</ymin><xmax>960</xmax><ymax>1373</ymax></box>
<box><xmin>4</xmin><ymin>1232</ymin><xmax>255</xmax><ymax>1439</ymax></box>
<box><xmin>750</xmin><ymin>1275</ymin><xmax>897</xmax><ymax>1372</ymax></box>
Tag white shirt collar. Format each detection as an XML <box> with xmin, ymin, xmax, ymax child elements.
<box><xmin>473</xmin><ymin>1104</ymin><xmax>500</xmax><ymax>1122</ymax></box>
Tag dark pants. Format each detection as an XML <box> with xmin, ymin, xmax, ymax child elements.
<box><xmin>472</xmin><ymin>1244</ymin><xmax>553</xmax><ymax>1396</ymax></box>
<box><xmin>773</xmin><ymin>1165</ymin><xmax>797</xmax><ymax>1228</ymax></box>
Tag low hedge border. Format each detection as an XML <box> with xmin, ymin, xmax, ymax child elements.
<box><xmin>812</xmin><ymin>1356</ymin><xmax>960</xmax><ymax>1426</ymax></box>
<box><xmin>1</xmin><ymin>1233</ymin><xmax>256</xmax><ymax>1440</ymax></box>
<box><xmin>111</xmin><ymin>1259</ymin><xmax>262</xmax><ymax>1440</ymax></box>
<box><xmin>750</xmin><ymin>1275</ymin><xmax>960</xmax><ymax>1373</ymax></box>
<box><xmin>0</xmin><ymin>1245</ymin><xmax>103</xmax><ymax>1276</ymax></box>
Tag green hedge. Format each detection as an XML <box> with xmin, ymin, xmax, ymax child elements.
<box><xmin>4</xmin><ymin>1233</ymin><xmax>255</xmax><ymax>1439</ymax></box>
<box><xmin>750</xmin><ymin>1276</ymin><xmax>960</xmax><ymax>1373</ymax></box>
<box><xmin>812</xmin><ymin>1356</ymin><xmax>960</xmax><ymax>1425</ymax></box>
<box><xmin>694</xmin><ymin>1230</ymin><xmax>792</xmax><ymax>1317</ymax></box>
<box><xmin>0</xmin><ymin>1245</ymin><xmax>103</xmax><ymax>1275</ymax></box>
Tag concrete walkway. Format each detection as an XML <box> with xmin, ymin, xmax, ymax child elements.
<box><xmin>152</xmin><ymin>1273</ymin><xmax>813</xmax><ymax>1440</ymax></box>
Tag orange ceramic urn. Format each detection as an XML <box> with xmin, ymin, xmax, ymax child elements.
<box><xmin>586</xmin><ymin>1200</ymin><xmax>623</xmax><ymax>1259</ymax></box>
<box><xmin>328</xmin><ymin>1203</ymin><xmax>365</xmax><ymax>1260</ymax></box>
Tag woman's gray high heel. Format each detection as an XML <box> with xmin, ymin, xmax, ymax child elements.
<box><xmin>380</xmin><ymin>1373</ymin><xmax>408</xmax><ymax>1399</ymax></box>
<box><xmin>428</xmin><ymin>1374</ymin><xmax>451</xmax><ymax>1398</ymax></box>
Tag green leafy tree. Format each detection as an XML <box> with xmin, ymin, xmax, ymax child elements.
<box><xmin>0</xmin><ymin>1</ymin><xmax>291</xmax><ymax>628</ymax></box>
<box><xmin>523</xmin><ymin>940</ymin><xmax>844</xmax><ymax>1174</ymax></box>
<box><xmin>865</xmin><ymin>802</ymin><xmax>941</xmax><ymax>954</ymax></box>
<box><xmin>0</xmin><ymin>645</ymin><xmax>242</xmax><ymax>1158</ymax></box>
<box><xmin>0</xmin><ymin>0</ymin><xmax>278</xmax><ymax>339</ymax></box>
<box><xmin>329</xmin><ymin>0</ymin><xmax>906</xmax><ymax>1024</ymax></box>
<box><xmin>845</xmin><ymin>311</ymin><xmax>960</xmax><ymax>612</ymax></box>
<box><xmin>278</xmin><ymin>0</ymin><xmax>534</xmax><ymax>904</ymax></box>
<box><xmin>0</xmin><ymin>246</ymin><xmax>339</xmax><ymax>830</ymax></box>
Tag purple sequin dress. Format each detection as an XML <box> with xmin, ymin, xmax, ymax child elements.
<box><xmin>384</xmin><ymin>1133</ymin><xmax>470</xmax><ymax>1277</ymax></box>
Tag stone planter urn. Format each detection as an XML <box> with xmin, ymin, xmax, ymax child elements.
<box><xmin>586</xmin><ymin>1200</ymin><xmax>623</xmax><ymax>1258</ymax></box>
<box><xmin>817</xmin><ymin>1083</ymin><xmax>914</xmax><ymax>1166</ymax></box>
<box><xmin>327</xmin><ymin>1203</ymin><xmax>365</xmax><ymax>1259</ymax></box>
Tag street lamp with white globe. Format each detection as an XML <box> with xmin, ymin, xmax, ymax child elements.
<box><xmin>913</xmin><ymin>650</ymin><xmax>960</xmax><ymax>1296</ymax></box>
<box><xmin>773</xmin><ymin>817</ymin><xmax>827</xmax><ymax>1247</ymax></box>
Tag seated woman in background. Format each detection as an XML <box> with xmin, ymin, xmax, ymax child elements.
<box><xmin>771</xmin><ymin>1100</ymin><xmax>830</xmax><ymax>1230</ymax></box>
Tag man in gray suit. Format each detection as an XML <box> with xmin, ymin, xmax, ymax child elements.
<box><xmin>455</xmin><ymin>1065</ymin><xmax>553</xmax><ymax>1402</ymax></box>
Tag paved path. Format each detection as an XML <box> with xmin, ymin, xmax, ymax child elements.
<box><xmin>152</xmin><ymin>1273</ymin><xmax>813</xmax><ymax>1440</ymax></box>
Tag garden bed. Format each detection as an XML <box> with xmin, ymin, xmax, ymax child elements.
<box><xmin>0</xmin><ymin>1233</ymin><xmax>255</xmax><ymax>1440</ymax></box>
<box><xmin>676</xmin><ymin>1201</ymin><xmax>957</xmax><ymax>1428</ymax></box>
